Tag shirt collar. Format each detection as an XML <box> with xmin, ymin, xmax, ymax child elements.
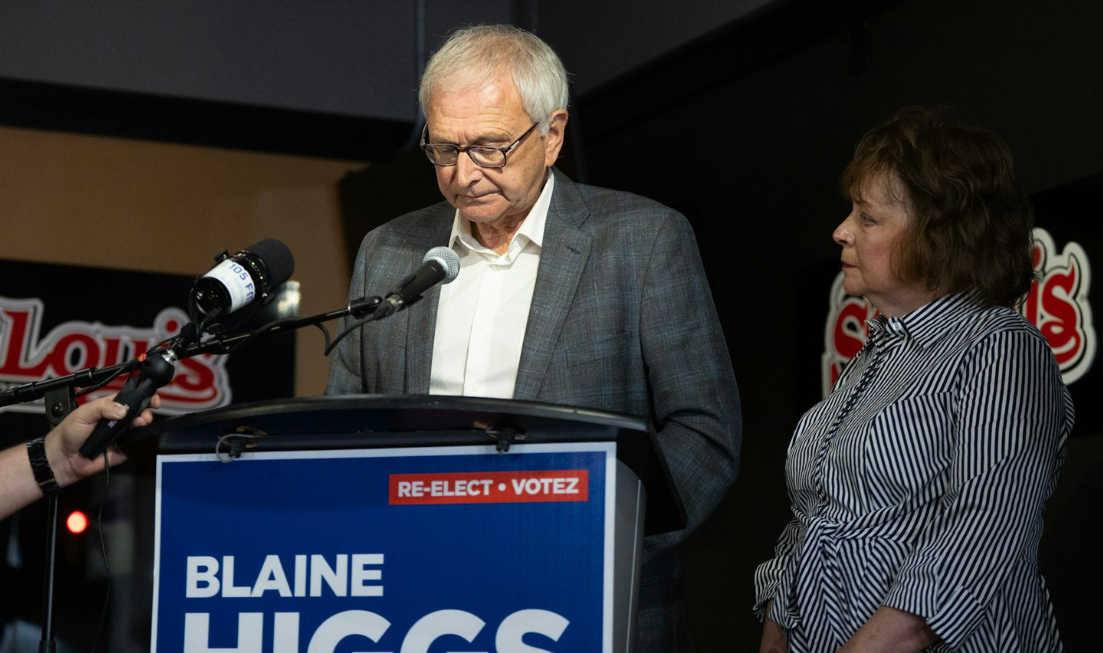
<box><xmin>447</xmin><ymin>169</ymin><xmax>555</xmax><ymax>254</ymax></box>
<box><xmin>867</xmin><ymin>292</ymin><xmax>985</xmax><ymax>349</ymax></box>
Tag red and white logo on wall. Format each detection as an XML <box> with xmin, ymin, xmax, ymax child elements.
<box><xmin>0</xmin><ymin>296</ymin><xmax>231</xmax><ymax>415</ymax></box>
<box><xmin>822</xmin><ymin>228</ymin><xmax>1095</xmax><ymax>397</ymax></box>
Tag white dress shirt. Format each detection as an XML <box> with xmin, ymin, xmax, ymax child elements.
<box><xmin>429</xmin><ymin>172</ymin><xmax>555</xmax><ymax>399</ymax></box>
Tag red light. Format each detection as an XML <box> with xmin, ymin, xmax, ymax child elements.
<box><xmin>66</xmin><ymin>511</ymin><xmax>88</xmax><ymax>534</ymax></box>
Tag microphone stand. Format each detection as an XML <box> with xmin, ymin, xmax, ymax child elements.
<box><xmin>180</xmin><ymin>296</ymin><xmax>382</xmax><ymax>358</ymax></box>
<box><xmin>27</xmin><ymin>385</ymin><xmax>89</xmax><ymax>653</ymax></box>
<box><xmin>0</xmin><ymin>295</ymin><xmax>383</xmax><ymax>652</ymax></box>
<box><xmin>0</xmin><ymin>295</ymin><xmax>384</xmax><ymax>410</ymax></box>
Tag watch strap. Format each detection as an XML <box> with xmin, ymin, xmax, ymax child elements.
<box><xmin>27</xmin><ymin>437</ymin><xmax>61</xmax><ymax>496</ymax></box>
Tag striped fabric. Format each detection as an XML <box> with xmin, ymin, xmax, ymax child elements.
<box><xmin>754</xmin><ymin>292</ymin><xmax>1074</xmax><ymax>652</ymax></box>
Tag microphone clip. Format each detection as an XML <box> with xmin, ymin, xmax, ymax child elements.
<box><xmin>347</xmin><ymin>296</ymin><xmax>383</xmax><ymax>319</ymax></box>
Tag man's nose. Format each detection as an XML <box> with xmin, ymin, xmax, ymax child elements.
<box><xmin>454</xmin><ymin>152</ymin><xmax>484</xmax><ymax>186</ymax></box>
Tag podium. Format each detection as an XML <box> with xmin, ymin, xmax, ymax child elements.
<box><xmin>124</xmin><ymin>396</ymin><xmax>685</xmax><ymax>653</ymax></box>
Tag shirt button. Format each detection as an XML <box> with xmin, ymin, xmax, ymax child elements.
<box><xmin>478</xmin><ymin>323</ymin><xmax>487</xmax><ymax>331</ymax></box>
<box><xmin>469</xmin><ymin>384</ymin><xmax>479</xmax><ymax>393</ymax></box>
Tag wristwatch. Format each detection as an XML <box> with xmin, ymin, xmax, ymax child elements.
<box><xmin>27</xmin><ymin>437</ymin><xmax>62</xmax><ymax>496</ymax></box>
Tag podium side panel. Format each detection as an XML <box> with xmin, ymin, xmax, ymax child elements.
<box><xmin>613</xmin><ymin>460</ymin><xmax>646</xmax><ymax>653</ymax></box>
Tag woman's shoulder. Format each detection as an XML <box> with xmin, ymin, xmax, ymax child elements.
<box><xmin>958</xmin><ymin>303</ymin><xmax>1046</xmax><ymax>343</ymax></box>
<box><xmin>950</xmin><ymin>304</ymin><xmax>1058</xmax><ymax>370</ymax></box>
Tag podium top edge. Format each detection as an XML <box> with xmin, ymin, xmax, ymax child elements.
<box><xmin>125</xmin><ymin>395</ymin><xmax>650</xmax><ymax>443</ymax></box>
<box><xmin>121</xmin><ymin>395</ymin><xmax>686</xmax><ymax>535</ymax></box>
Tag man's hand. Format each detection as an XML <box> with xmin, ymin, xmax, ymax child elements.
<box><xmin>44</xmin><ymin>394</ymin><xmax>161</xmax><ymax>488</ymax></box>
<box><xmin>0</xmin><ymin>393</ymin><xmax>162</xmax><ymax>521</ymax></box>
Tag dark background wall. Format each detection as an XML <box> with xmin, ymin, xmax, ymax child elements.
<box><xmin>0</xmin><ymin>0</ymin><xmax>511</xmax><ymax>122</ymax></box>
<box><xmin>0</xmin><ymin>0</ymin><xmax>774</xmax><ymax>122</ymax></box>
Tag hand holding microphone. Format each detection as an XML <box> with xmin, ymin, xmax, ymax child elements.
<box><xmin>56</xmin><ymin>395</ymin><xmax>161</xmax><ymax>482</ymax></box>
<box><xmin>79</xmin><ymin>350</ymin><xmax>176</xmax><ymax>459</ymax></box>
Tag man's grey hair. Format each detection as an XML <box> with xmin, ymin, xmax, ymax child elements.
<box><xmin>418</xmin><ymin>24</ymin><xmax>569</xmax><ymax>134</ymax></box>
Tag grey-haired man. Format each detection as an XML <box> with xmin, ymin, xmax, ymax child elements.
<box><xmin>328</xmin><ymin>24</ymin><xmax>741</xmax><ymax>653</ymax></box>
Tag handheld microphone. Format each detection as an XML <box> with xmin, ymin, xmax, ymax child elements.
<box><xmin>189</xmin><ymin>239</ymin><xmax>295</xmax><ymax>330</ymax></box>
<box><xmin>380</xmin><ymin>247</ymin><xmax>461</xmax><ymax>315</ymax></box>
<box><xmin>79</xmin><ymin>349</ymin><xmax>178</xmax><ymax>459</ymax></box>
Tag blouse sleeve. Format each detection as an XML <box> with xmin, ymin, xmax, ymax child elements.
<box><xmin>881</xmin><ymin>328</ymin><xmax>1073</xmax><ymax>649</ymax></box>
<box><xmin>753</xmin><ymin>515</ymin><xmax>804</xmax><ymax>624</ymax></box>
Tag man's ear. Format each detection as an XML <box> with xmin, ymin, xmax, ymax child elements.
<box><xmin>543</xmin><ymin>110</ymin><xmax>569</xmax><ymax>167</ymax></box>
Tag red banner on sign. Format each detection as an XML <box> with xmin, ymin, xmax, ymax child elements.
<box><xmin>389</xmin><ymin>470</ymin><xmax>589</xmax><ymax>505</ymax></box>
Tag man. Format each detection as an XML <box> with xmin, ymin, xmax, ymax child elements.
<box><xmin>0</xmin><ymin>394</ymin><xmax>159</xmax><ymax>521</ymax></box>
<box><xmin>327</xmin><ymin>24</ymin><xmax>741</xmax><ymax>652</ymax></box>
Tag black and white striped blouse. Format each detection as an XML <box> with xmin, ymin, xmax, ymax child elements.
<box><xmin>754</xmin><ymin>292</ymin><xmax>1074</xmax><ymax>652</ymax></box>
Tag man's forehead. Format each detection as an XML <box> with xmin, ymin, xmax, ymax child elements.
<box><xmin>428</xmin><ymin>67</ymin><xmax>514</xmax><ymax>101</ymax></box>
<box><xmin>424</xmin><ymin>91</ymin><xmax>530</xmax><ymax>141</ymax></box>
<box><xmin>425</xmin><ymin>72</ymin><xmax>524</xmax><ymax>113</ymax></box>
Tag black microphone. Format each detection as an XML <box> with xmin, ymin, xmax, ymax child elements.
<box><xmin>378</xmin><ymin>247</ymin><xmax>461</xmax><ymax>316</ymax></box>
<box><xmin>79</xmin><ymin>350</ymin><xmax>177</xmax><ymax>459</ymax></box>
<box><xmin>189</xmin><ymin>239</ymin><xmax>295</xmax><ymax>330</ymax></box>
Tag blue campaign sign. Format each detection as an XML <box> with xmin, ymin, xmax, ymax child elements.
<box><xmin>152</xmin><ymin>442</ymin><xmax>615</xmax><ymax>653</ymax></box>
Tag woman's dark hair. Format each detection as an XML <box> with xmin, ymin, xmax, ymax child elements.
<box><xmin>841</xmin><ymin>106</ymin><xmax>1035</xmax><ymax>308</ymax></box>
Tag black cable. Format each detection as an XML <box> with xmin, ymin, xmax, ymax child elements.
<box><xmin>196</xmin><ymin>312</ymin><xmax>362</xmax><ymax>359</ymax></box>
<box><xmin>90</xmin><ymin>452</ymin><xmax>112</xmax><ymax>653</ymax></box>
<box><xmin>147</xmin><ymin>334</ymin><xmax>177</xmax><ymax>354</ymax></box>
<box><xmin>74</xmin><ymin>358</ymin><xmax>140</xmax><ymax>399</ymax></box>
<box><xmin>324</xmin><ymin>312</ymin><xmax>385</xmax><ymax>357</ymax></box>
<box><xmin>75</xmin><ymin>332</ymin><xmax>180</xmax><ymax>400</ymax></box>
<box><xmin>313</xmin><ymin>322</ymin><xmax>333</xmax><ymax>353</ymax></box>
<box><xmin>219</xmin><ymin>316</ymin><xmax>303</xmax><ymax>355</ymax></box>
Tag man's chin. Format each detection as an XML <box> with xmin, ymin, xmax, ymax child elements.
<box><xmin>457</xmin><ymin>205</ymin><xmax>505</xmax><ymax>225</ymax></box>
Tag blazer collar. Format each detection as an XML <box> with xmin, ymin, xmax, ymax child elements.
<box><xmin>512</xmin><ymin>168</ymin><xmax>593</xmax><ymax>400</ymax></box>
<box><xmin>545</xmin><ymin>167</ymin><xmax>590</xmax><ymax>229</ymax></box>
<box><xmin>406</xmin><ymin>169</ymin><xmax>592</xmax><ymax>398</ymax></box>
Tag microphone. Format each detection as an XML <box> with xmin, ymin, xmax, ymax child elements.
<box><xmin>189</xmin><ymin>239</ymin><xmax>295</xmax><ymax>329</ymax></box>
<box><xmin>82</xmin><ymin>239</ymin><xmax>294</xmax><ymax>458</ymax></box>
<box><xmin>380</xmin><ymin>247</ymin><xmax>461</xmax><ymax>315</ymax></box>
<box><xmin>80</xmin><ymin>349</ymin><xmax>178</xmax><ymax>459</ymax></box>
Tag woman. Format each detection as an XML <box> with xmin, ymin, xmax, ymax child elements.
<box><xmin>755</xmin><ymin>107</ymin><xmax>1073</xmax><ymax>653</ymax></box>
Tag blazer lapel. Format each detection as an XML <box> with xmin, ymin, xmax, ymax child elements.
<box><xmin>513</xmin><ymin>169</ymin><xmax>592</xmax><ymax>401</ymax></box>
<box><xmin>404</xmin><ymin>207</ymin><xmax>455</xmax><ymax>393</ymax></box>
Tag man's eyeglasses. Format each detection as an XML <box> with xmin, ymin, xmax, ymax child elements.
<box><xmin>420</xmin><ymin>122</ymin><xmax>540</xmax><ymax>168</ymax></box>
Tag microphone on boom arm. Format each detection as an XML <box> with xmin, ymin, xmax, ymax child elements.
<box><xmin>324</xmin><ymin>247</ymin><xmax>460</xmax><ymax>356</ymax></box>
<box><xmin>79</xmin><ymin>242</ymin><xmax>454</xmax><ymax>459</ymax></box>
<box><xmin>189</xmin><ymin>239</ymin><xmax>296</xmax><ymax>335</ymax></box>
<box><xmin>376</xmin><ymin>247</ymin><xmax>461</xmax><ymax>317</ymax></box>
<box><xmin>79</xmin><ymin>239</ymin><xmax>295</xmax><ymax>459</ymax></box>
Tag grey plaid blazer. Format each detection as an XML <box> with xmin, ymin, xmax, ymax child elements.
<box><xmin>327</xmin><ymin>169</ymin><xmax>741</xmax><ymax>652</ymax></box>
